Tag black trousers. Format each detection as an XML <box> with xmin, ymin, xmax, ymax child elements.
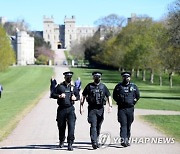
<box><xmin>56</xmin><ymin>106</ymin><xmax>76</xmax><ymax>143</ymax></box>
<box><xmin>118</xmin><ymin>107</ymin><xmax>134</xmax><ymax>143</ymax></box>
<box><xmin>88</xmin><ymin>107</ymin><xmax>104</xmax><ymax>143</ymax></box>
<box><xmin>0</xmin><ymin>92</ymin><xmax>1</xmax><ymax>98</ymax></box>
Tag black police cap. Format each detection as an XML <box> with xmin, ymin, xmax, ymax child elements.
<box><xmin>63</xmin><ymin>71</ymin><xmax>74</xmax><ymax>76</ymax></box>
<box><xmin>92</xmin><ymin>71</ymin><xmax>102</xmax><ymax>77</ymax></box>
<box><xmin>121</xmin><ymin>71</ymin><xmax>131</xmax><ymax>77</ymax></box>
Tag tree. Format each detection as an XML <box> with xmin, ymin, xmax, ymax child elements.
<box><xmin>69</xmin><ymin>39</ymin><xmax>86</xmax><ymax>60</ymax></box>
<box><xmin>0</xmin><ymin>26</ymin><xmax>15</xmax><ymax>71</ymax></box>
<box><xmin>31</xmin><ymin>32</ymin><xmax>54</xmax><ymax>65</ymax></box>
<box><xmin>167</xmin><ymin>0</ymin><xmax>180</xmax><ymax>48</ymax></box>
<box><xmin>3</xmin><ymin>19</ymin><xmax>29</xmax><ymax>36</ymax></box>
<box><xmin>163</xmin><ymin>0</ymin><xmax>180</xmax><ymax>87</ymax></box>
<box><xmin>94</xmin><ymin>14</ymin><xmax>125</xmax><ymax>39</ymax></box>
<box><xmin>115</xmin><ymin>18</ymin><xmax>155</xmax><ymax>79</ymax></box>
<box><xmin>147</xmin><ymin>22</ymin><xmax>167</xmax><ymax>84</ymax></box>
<box><xmin>83</xmin><ymin>31</ymin><xmax>103</xmax><ymax>66</ymax></box>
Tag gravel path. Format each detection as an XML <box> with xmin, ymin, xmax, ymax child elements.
<box><xmin>0</xmin><ymin>49</ymin><xmax>179</xmax><ymax>154</ymax></box>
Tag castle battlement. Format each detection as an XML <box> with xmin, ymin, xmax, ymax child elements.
<box><xmin>43</xmin><ymin>15</ymin><xmax>98</xmax><ymax>50</ymax></box>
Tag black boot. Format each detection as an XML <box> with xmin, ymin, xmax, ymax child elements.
<box><xmin>59</xmin><ymin>141</ymin><xmax>64</xmax><ymax>148</ymax></box>
<box><xmin>92</xmin><ymin>142</ymin><xmax>98</xmax><ymax>149</ymax></box>
<box><xmin>68</xmin><ymin>142</ymin><xmax>73</xmax><ymax>151</ymax></box>
<box><xmin>121</xmin><ymin>142</ymin><xmax>128</xmax><ymax>147</ymax></box>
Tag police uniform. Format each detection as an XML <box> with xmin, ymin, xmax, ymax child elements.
<box><xmin>82</xmin><ymin>72</ymin><xmax>111</xmax><ymax>149</ymax></box>
<box><xmin>51</xmin><ymin>71</ymin><xmax>80</xmax><ymax>151</ymax></box>
<box><xmin>50</xmin><ymin>78</ymin><xmax>57</xmax><ymax>97</ymax></box>
<box><xmin>113</xmin><ymin>72</ymin><xmax>140</xmax><ymax>147</ymax></box>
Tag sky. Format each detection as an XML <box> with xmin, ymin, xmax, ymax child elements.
<box><xmin>0</xmin><ymin>0</ymin><xmax>175</xmax><ymax>31</ymax></box>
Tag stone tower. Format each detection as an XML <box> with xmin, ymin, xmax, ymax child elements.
<box><xmin>42</xmin><ymin>15</ymin><xmax>99</xmax><ymax>50</ymax></box>
<box><xmin>16</xmin><ymin>31</ymin><xmax>34</xmax><ymax>65</ymax></box>
<box><xmin>64</xmin><ymin>16</ymin><xmax>76</xmax><ymax>49</ymax></box>
<box><xmin>43</xmin><ymin>16</ymin><xmax>59</xmax><ymax>50</ymax></box>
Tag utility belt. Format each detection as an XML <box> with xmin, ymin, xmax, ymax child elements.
<box><xmin>58</xmin><ymin>104</ymin><xmax>73</xmax><ymax>110</ymax></box>
<box><xmin>88</xmin><ymin>104</ymin><xmax>104</xmax><ymax>110</ymax></box>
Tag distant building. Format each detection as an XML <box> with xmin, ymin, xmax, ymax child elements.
<box><xmin>0</xmin><ymin>17</ymin><xmax>6</xmax><ymax>26</ymax></box>
<box><xmin>11</xmin><ymin>31</ymin><xmax>34</xmax><ymax>65</ymax></box>
<box><xmin>1</xmin><ymin>16</ymin><xmax>35</xmax><ymax>65</ymax></box>
<box><xmin>128</xmin><ymin>13</ymin><xmax>152</xmax><ymax>24</ymax></box>
<box><xmin>43</xmin><ymin>16</ymin><xmax>98</xmax><ymax>50</ymax></box>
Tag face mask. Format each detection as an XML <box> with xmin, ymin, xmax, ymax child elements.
<box><xmin>65</xmin><ymin>77</ymin><xmax>71</xmax><ymax>83</ymax></box>
<box><xmin>94</xmin><ymin>78</ymin><xmax>100</xmax><ymax>84</ymax></box>
<box><xmin>123</xmin><ymin>77</ymin><xmax>130</xmax><ymax>84</ymax></box>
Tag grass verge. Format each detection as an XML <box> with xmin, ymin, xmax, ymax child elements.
<box><xmin>0</xmin><ymin>66</ymin><xmax>53</xmax><ymax>141</ymax></box>
<box><xmin>140</xmin><ymin>115</ymin><xmax>180</xmax><ymax>142</ymax></box>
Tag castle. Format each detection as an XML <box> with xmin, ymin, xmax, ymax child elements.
<box><xmin>43</xmin><ymin>16</ymin><xmax>99</xmax><ymax>50</ymax></box>
<box><xmin>0</xmin><ymin>14</ymin><xmax>141</xmax><ymax>66</ymax></box>
<box><xmin>0</xmin><ymin>17</ymin><xmax>34</xmax><ymax>66</ymax></box>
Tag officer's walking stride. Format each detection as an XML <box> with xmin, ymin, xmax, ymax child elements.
<box><xmin>51</xmin><ymin>71</ymin><xmax>80</xmax><ymax>151</ymax></box>
<box><xmin>113</xmin><ymin>72</ymin><xmax>140</xmax><ymax>147</ymax></box>
<box><xmin>80</xmin><ymin>71</ymin><xmax>112</xmax><ymax>149</ymax></box>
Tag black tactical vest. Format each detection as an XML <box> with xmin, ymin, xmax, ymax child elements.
<box><xmin>87</xmin><ymin>83</ymin><xmax>106</xmax><ymax>106</ymax></box>
<box><xmin>57</xmin><ymin>83</ymin><xmax>74</xmax><ymax>107</ymax></box>
<box><xmin>116</xmin><ymin>83</ymin><xmax>136</xmax><ymax>107</ymax></box>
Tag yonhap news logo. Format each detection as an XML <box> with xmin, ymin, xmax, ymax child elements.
<box><xmin>98</xmin><ymin>132</ymin><xmax>111</xmax><ymax>148</ymax></box>
<box><xmin>98</xmin><ymin>133</ymin><xmax>175</xmax><ymax>148</ymax></box>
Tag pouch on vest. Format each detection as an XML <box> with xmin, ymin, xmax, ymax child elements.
<box><xmin>59</xmin><ymin>84</ymin><xmax>74</xmax><ymax>107</ymax></box>
<box><xmin>117</xmin><ymin>83</ymin><xmax>135</xmax><ymax>106</ymax></box>
<box><xmin>87</xmin><ymin>84</ymin><xmax>106</xmax><ymax>106</ymax></box>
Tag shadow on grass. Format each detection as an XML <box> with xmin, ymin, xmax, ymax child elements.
<box><xmin>140</xmin><ymin>89</ymin><xmax>180</xmax><ymax>93</ymax></box>
<box><xmin>141</xmin><ymin>96</ymin><xmax>180</xmax><ymax>100</ymax></box>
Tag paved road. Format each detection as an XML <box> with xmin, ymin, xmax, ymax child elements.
<box><xmin>0</xmin><ymin>49</ymin><xmax>180</xmax><ymax>154</ymax></box>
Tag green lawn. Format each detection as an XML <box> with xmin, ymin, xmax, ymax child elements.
<box><xmin>141</xmin><ymin>115</ymin><xmax>180</xmax><ymax>141</ymax></box>
<box><xmin>0</xmin><ymin>66</ymin><xmax>53</xmax><ymax>141</ymax></box>
<box><xmin>70</xmin><ymin>67</ymin><xmax>180</xmax><ymax>111</ymax></box>
<box><xmin>0</xmin><ymin>66</ymin><xmax>179</xmax><ymax>141</ymax></box>
<box><xmin>70</xmin><ymin>67</ymin><xmax>180</xmax><ymax>141</ymax></box>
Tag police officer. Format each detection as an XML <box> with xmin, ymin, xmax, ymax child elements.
<box><xmin>0</xmin><ymin>84</ymin><xmax>3</xmax><ymax>98</ymax></box>
<box><xmin>80</xmin><ymin>71</ymin><xmax>112</xmax><ymax>149</ymax></box>
<box><xmin>51</xmin><ymin>71</ymin><xmax>80</xmax><ymax>151</ymax></box>
<box><xmin>113</xmin><ymin>72</ymin><xmax>140</xmax><ymax>147</ymax></box>
<box><xmin>74</xmin><ymin>77</ymin><xmax>81</xmax><ymax>91</ymax></box>
<box><xmin>50</xmin><ymin>76</ymin><xmax>57</xmax><ymax>98</ymax></box>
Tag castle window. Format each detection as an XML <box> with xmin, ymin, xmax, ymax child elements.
<box><xmin>70</xmin><ymin>35</ymin><xmax>72</xmax><ymax>39</ymax></box>
<box><xmin>48</xmin><ymin>34</ymin><xmax>50</xmax><ymax>39</ymax></box>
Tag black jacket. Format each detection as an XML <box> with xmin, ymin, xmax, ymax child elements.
<box><xmin>113</xmin><ymin>82</ymin><xmax>140</xmax><ymax>108</ymax></box>
<box><xmin>51</xmin><ymin>82</ymin><xmax>80</xmax><ymax>108</ymax></box>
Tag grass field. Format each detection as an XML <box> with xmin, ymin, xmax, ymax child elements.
<box><xmin>0</xmin><ymin>66</ymin><xmax>179</xmax><ymax>141</ymax></box>
<box><xmin>70</xmin><ymin>67</ymin><xmax>180</xmax><ymax>141</ymax></box>
<box><xmin>141</xmin><ymin>115</ymin><xmax>180</xmax><ymax>141</ymax></box>
<box><xmin>0</xmin><ymin>66</ymin><xmax>53</xmax><ymax>141</ymax></box>
<box><xmin>70</xmin><ymin>67</ymin><xmax>180</xmax><ymax>111</ymax></box>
